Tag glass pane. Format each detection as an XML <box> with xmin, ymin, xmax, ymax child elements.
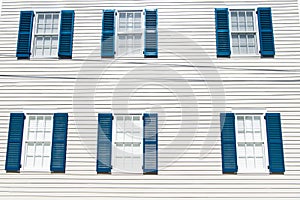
<box><xmin>239</xmin><ymin>157</ymin><xmax>246</xmax><ymax>169</ymax></box>
<box><xmin>45</xmin><ymin>116</ymin><xmax>52</xmax><ymax>131</ymax></box>
<box><xmin>35</xmin><ymin>48</ymin><xmax>43</xmax><ymax>57</ymax></box>
<box><xmin>26</xmin><ymin>156</ymin><xmax>34</xmax><ymax>168</ymax></box>
<box><xmin>256</xmin><ymin>157</ymin><xmax>264</xmax><ymax>169</ymax></box>
<box><xmin>37</xmin><ymin>14</ymin><xmax>45</xmax><ymax>25</ymax></box>
<box><xmin>37</xmin><ymin>116</ymin><xmax>44</xmax><ymax>131</ymax></box>
<box><xmin>44</xmin><ymin>145</ymin><xmax>51</xmax><ymax>157</ymax></box>
<box><xmin>44</xmin><ymin>131</ymin><xmax>52</xmax><ymax>141</ymax></box>
<box><xmin>44</xmin><ymin>49</ymin><xmax>51</xmax><ymax>56</ymax></box>
<box><xmin>255</xmin><ymin>144</ymin><xmax>263</xmax><ymax>157</ymax></box>
<box><xmin>247</xmin><ymin>34</ymin><xmax>256</xmax><ymax>54</ymax></box>
<box><xmin>231</xmin><ymin>12</ymin><xmax>238</xmax><ymax>31</ymax></box>
<box><xmin>36</xmin><ymin>37</ymin><xmax>43</xmax><ymax>48</ymax></box>
<box><xmin>52</xmin><ymin>14</ymin><xmax>59</xmax><ymax>33</ymax></box>
<box><xmin>238</xmin><ymin>11</ymin><xmax>246</xmax><ymax>31</ymax></box>
<box><xmin>246</xmin><ymin>144</ymin><xmax>254</xmax><ymax>157</ymax></box>
<box><xmin>127</xmin><ymin>13</ymin><xmax>133</xmax><ymax>32</ymax></box>
<box><xmin>127</xmin><ymin>35</ymin><xmax>133</xmax><ymax>54</ymax></box>
<box><xmin>27</xmin><ymin>144</ymin><xmax>35</xmax><ymax>156</ymax></box>
<box><xmin>45</xmin><ymin>14</ymin><xmax>52</xmax><ymax>25</ymax></box>
<box><xmin>239</xmin><ymin>34</ymin><xmax>247</xmax><ymax>54</ymax></box>
<box><xmin>253</xmin><ymin>116</ymin><xmax>262</xmax><ymax>141</ymax></box>
<box><xmin>35</xmin><ymin>156</ymin><xmax>43</xmax><ymax>168</ymax></box>
<box><xmin>43</xmin><ymin>156</ymin><xmax>50</xmax><ymax>168</ymax></box>
<box><xmin>37</xmin><ymin>24</ymin><xmax>44</xmax><ymax>34</ymax></box>
<box><xmin>28</xmin><ymin>131</ymin><xmax>36</xmax><ymax>141</ymax></box>
<box><xmin>35</xmin><ymin>144</ymin><xmax>43</xmax><ymax>156</ymax></box>
<box><xmin>238</xmin><ymin>145</ymin><xmax>246</xmax><ymax>158</ymax></box>
<box><xmin>247</xmin><ymin>157</ymin><xmax>255</xmax><ymax>169</ymax></box>
<box><xmin>246</xmin><ymin>12</ymin><xmax>254</xmax><ymax>31</ymax></box>
<box><xmin>36</xmin><ymin>131</ymin><xmax>44</xmax><ymax>140</ymax></box>
<box><xmin>245</xmin><ymin>116</ymin><xmax>253</xmax><ymax>141</ymax></box>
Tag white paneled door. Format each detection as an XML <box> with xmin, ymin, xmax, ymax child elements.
<box><xmin>112</xmin><ymin>115</ymin><xmax>143</xmax><ymax>174</ymax></box>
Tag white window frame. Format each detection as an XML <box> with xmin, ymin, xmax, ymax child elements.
<box><xmin>111</xmin><ymin>114</ymin><xmax>144</xmax><ymax>174</ymax></box>
<box><xmin>235</xmin><ymin>113</ymin><xmax>269</xmax><ymax>174</ymax></box>
<box><xmin>115</xmin><ymin>10</ymin><xmax>144</xmax><ymax>57</ymax></box>
<box><xmin>229</xmin><ymin>8</ymin><xmax>260</xmax><ymax>57</ymax></box>
<box><xmin>21</xmin><ymin>113</ymin><xmax>53</xmax><ymax>172</ymax></box>
<box><xmin>31</xmin><ymin>11</ymin><xmax>61</xmax><ymax>58</ymax></box>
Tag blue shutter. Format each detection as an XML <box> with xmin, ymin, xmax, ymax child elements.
<box><xmin>16</xmin><ymin>11</ymin><xmax>34</xmax><ymax>59</ymax></box>
<box><xmin>257</xmin><ymin>7</ymin><xmax>275</xmax><ymax>57</ymax></box>
<box><xmin>58</xmin><ymin>10</ymin><xmax>75</xmax><ymax>59</ymax></box>
<box><xmin>265</xmin><ymin>113</ymin><xmax>285</xmax><ymax>173</ymax></box>
<box><xmin>215</xmin><ymin>8</ymin><xmax>231</xmax><ymax>57</ymax></box>
<box><xmin>50</xmin><ymin>113</ymin><xmax>68</xmax><ymax>173</ymax></box>
<box><xmin>5</xmin><ymin>113</ymin><xmax>25</xmax><ymax>172</ymax></box>
<box><xmin>144</xmin><ymin>9</ymin><xmax>158</xmax><ymax>58</ymax></box>
<box><xmin>220</xmin><ymin>113</ymin><xmax>237</xmax><ymax>173</ymax></box>
<box><xmin>101</xmin><ymin>10</ymin><xmax>115</xmax><ymax>58</ymax></box>
<box><xmin>143</xmin><ymin>113</ymin><xmax>158</xmax><ymax>174</ymax></box>
<box><xmin>97</xmin><ymin>113</ymin><xmax>113</xmax><ymax>173</ymax></box>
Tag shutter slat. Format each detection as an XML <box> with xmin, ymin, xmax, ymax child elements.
<box><xmin>144</xmin><ymin>9</ymin><xmax>158</xmax><ymax>58</ymax></box>
<box><xmin>101</xmin><ymin>10</ymin><xmax>115</xmax><ymax>58</ymax></box>
<box><xmin>58</xmin><ymin>10</ymin><xmax>75</xmax><ymax>59</ymax></box>
<box><xmin>16</xmin><ymin>11</ymin><xmax>34</xmax><ymax>59</ymax></box>
<box><xmin>265</xmin><ymin>113</ymin><xmax>285</xmax><ymax>173</ymax></box>
<box><xmin>50</xmin><ymin>113</ymin><xmax>68</xmax><ymax>173</ymax></box>
<box><xmin>220</xmin><ymin>113</ymin><xmax>237</xmax><ymax>173</ymax></box>
<box><xmin>143</xmin><ymin>113</ymin><xmax>158</xmax><ymax>174</ymax></box>
<box><xmin>215</xmin><ymin>8</ymin><xmax>231</xmax><ymax>57</ymax></box>
<box><xmin>5</xmin><ymin>113</ymin><xmax>25</xmax><ymax>172</ymax></box>
<box><xmin>97</xmin><ymin>113</ymin><xmax>113</xmax><ymax>173</ymax></box>
<box><xmin>257</xmin><ymin>7</ymin><xmax>275</xmax><ymax>57</ymax></box>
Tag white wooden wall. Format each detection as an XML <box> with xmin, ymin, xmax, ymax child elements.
<box><xmin>0</xmin><ymin>0</ymin><xmax>300</xmax><ymax>199</ymax></box>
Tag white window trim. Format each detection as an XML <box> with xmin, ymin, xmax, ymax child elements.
<box><xmin>30</xmin><ymin>11</ymin><xmax>61</xmax><ymax>59</ymax></box>
<box><xmin>111</xmin><ymin>113</ymin><xmax>144</xmax><ymax>174</ymax></box>
<box><xmin>234</xmin><ymin>113</ymin><xmax>270</xmax><ymax>174</ymax></box>
<box><xmin>115</xmin><ymin>10</ymin><xmax>144</xmax><ymax>58</ymax></box>
<box><xmin>228</xmin><ymin>8</ymin><xmax>261</xmax><ymax>58</ymax></box>
<box><xmin>20</xmin><ymin>113</ymin><xmax>54</xmax><ymax>172</ymax></box>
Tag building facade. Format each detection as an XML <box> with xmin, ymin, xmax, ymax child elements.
<box><xmin>0</xmin><ymin>0</ymin><xmax>300</xmax><ymax>199</ymax></box>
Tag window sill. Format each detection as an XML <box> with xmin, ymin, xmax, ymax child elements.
<box><xmin>230</xmin><ymin>54</ymin><xmax>261</xmax><ymax>59</ymax></box>
<box><xmin>237</xmin><ymin>171</ymin><xmax>270</xmax><ymax>176</ymax></box>
<box><xmin>20</xmin><ymin>170</ymin><xmax>51</xmax><ymax>174</ymax></box>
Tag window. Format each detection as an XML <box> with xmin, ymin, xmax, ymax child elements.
<box><xmin>33</xmin><ymin>12</ymin><xmax>60</xmax><ymax>57</ymax></box>
<box><xmin>112</xmin><ymin>115</ymin><xmax>143</xmax><ymax>173</ymax></box>
<box><xmin>101</xmin><ymin>9</ymin><xmax>158</xmax><ymax>58</ymax></box>
<box><xmin>97</xmin><ymin>113</ymin><xmax>158</xmax><ymax>174</ymax></box>
<box><xmin>235</xmin><ymin>114</ymin><xmax>268</xmax><ymax>172</ymax></box>
<box><xmin>21</xmin><ymin>115</ymin><xmax>53</xmax><ymax>171</ymax></box>
<box><xmin>215</xmin><ymin>7</ymin><xmax>275</xmax><ymax>57</ymax></box>
<box><xmin>230</xmin><ymin>10</ymin><xmax>258</xmax><ymax>55</ymax></box>
<box><xmin>220</xmin><ymin>113</ymin><xmax>285</xmax><ymax>174</ymax></box>
<box><xmin>16</xmin><ymin>10</ymin><xmax>74</xmax><ymax>59</ymax></box>
<box><xmin>117</xmin><ymin>11</ymin><xmax>143</xmax><ymax>56</ymax></box>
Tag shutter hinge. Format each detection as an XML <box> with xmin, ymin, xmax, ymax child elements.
<box><xmin>20</xmin><ymin>164</ymin><xmax>22</xmax><ymax>168</ymax></box>
<box><xmin>114</xmin><ymin>51</ymin><xmax>116</xmax><ymax>55</ymax></box>
<box><xmin>115</xmin><ymin>12</ymin><xmax>117</xmax><ymax>16</ymax></box>
<box><xmin>112</xmin><ymin>116</ymin><xmax>114</xmax><ymax>120</ymax></box>
<box><xmin>143</xmin><ymin>51</ymin><xmax>144</xmax><ymax>55</ymax></box>
<box><xmin>23</xmin><ymin>115</ymin><xmax>26</xmax><ymax>120</ymax></box>
<box><xmin>264</xmin><ymin>115</ymin><xmax>266</xmax><ymax>120</ymax></box>
<box><xmin>256</xmin><ymin>11</ymin><xmax>258</xmax><ymax>14</ymax></box>
<box><xmin>142</xmin><ymin>116</ymin><xmax>144</xmax><ymax>120</ymax></box>
<box><xmin>268</xmin><ymin>165</ymin><xmax>270</xmax><ymax>169</ymax></box>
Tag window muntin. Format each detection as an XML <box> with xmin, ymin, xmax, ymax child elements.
<box><xmin>112</xmin><ymin>115</ymin><xmax>143</xmax><ymax>173</ymax></box>
<box><xmin>230</xmin><ymin>10</ymin><xmax>258</xmax><ymax>55</ymax></box>
<box><xmin>33</xmin><ymin>12</ymin><xmax>60</xmax><ymax>57</ymax></box>
<box><xmin>235</xmin><ymin>114</ymin><xmax>269</xmax><ymax>172</ymax></box>
<box><xmin>116</xmin><ymin>11</ymin><xmax>143</xmax><ymax>57</ymax></box>
<box><xmin>22</xmin><ymin>115</ymin><xmax>53</xmax><ymax>171</ymax></box>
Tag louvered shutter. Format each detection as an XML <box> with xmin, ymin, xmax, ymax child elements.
<box><xmin>5</xmin><ymin>113</ymin><xmax>25</xmax><ymax>172</ymax></box>
<box><xmin>97</xmin><ymin>113</ymin><xmax>113</xmax><ymax>173</ymax></box>
<box><xmin>143</xmin><ymin>113</ymin><xmax>158</xmax><ymax>174</ymax></box>
<box><xmin>144</xmin><ymin>9</ymin><xmax>158</xmax><ymax>58</ymax></box>
<box><xmin>101</xmin><ymin>10</ymin><xmax>115</xmax><ymax>58</ymax></box>
<box><xmin>257</xmin><ymin>7</ymin><xmax>275</xmax><ymax>57</ymax></box>
<box><xmin>265</xmin><ymin>113</ymin><xmax>285</xmax><ymax>173</ymax></box>
<box><xmin>58</xmin><ymin>10</ymin><xmax>75</xmax><ymax>59</ymax></box>
<box><xmin>16</xmin><ymin>11</ymin><xmax>34</xmax><ymax>59</ymax></box>
<box><xmin>220</xmin><ymin>113</ymin><xmax>238</xmax><ymax>173</ymax></box>
<box><xmin>215</xmin><ymin>8</ymin><xmax>231</xmax><ymax>57</ymax></box>
<box><xmin>50</xmin><ymin>113</ymin><xmax>68</xmax><ymax>173</ymax></box>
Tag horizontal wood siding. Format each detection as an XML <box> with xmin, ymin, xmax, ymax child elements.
<box><xmin>0</xmin><ymin>0</ymin><xmax>299</xmax><ymax>199</ymax></box>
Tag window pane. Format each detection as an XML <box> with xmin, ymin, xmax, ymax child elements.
<box><xmin>239</xmin><ymin>34</ymin><xmax>247</xmax><ymax>54</ymax></box>
<box><xmin>246</xmin><ymin>12</ymin><xmax>254</xmax><ymax>31</ymax></box>
<box><xmin>238</xmin><ymin>11</ymin><xmax>246</xmax><ymax>31</ymax></box>
<box><xmin>27</xmin><ymin>144</ymin><xmax>35</xmax><ymax>156</ymax></box>
<box><xmin>26</xmin><ymin>156</ymin><xmax>34</xmax><ymax>168</ymax></box>
<box><xmin>52</xmin><ymin>14</ymin><xmax>59</xmax><ymax>33</ymax></box>
<box><xmin>127</xmin><ymin>13</ymin><xmax>134</xmax><ymax>32</ymax></box>
<box><xmin>238</xmin><ymin>145</ymin><xmax>246</xmax><ymax>158</ymax></box>
<box><xmin>231</xmin><ymin>12</ymin><xmax>238</xmax><ymax>31</ymax></box>
<box><xmin>35</xmin><ymin>144</ymin><xmax>43</xmax><ymax>156</ymax></box>
<box><xmin>37</xmin><ymin>14</ymin><xmax>45</xmax><ymax>24</ymax></box>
